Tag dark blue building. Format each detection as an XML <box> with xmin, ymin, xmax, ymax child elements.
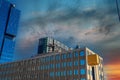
<box><xmin>0</xmin><ymin>0</ymin><xmax>20</xmax><ymax>63</ymax></box>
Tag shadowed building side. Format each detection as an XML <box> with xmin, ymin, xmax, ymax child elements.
<box><xmin>0</xmin><ymin>0</ymin><xmax>20</xmax><ymax>64</ymax></box>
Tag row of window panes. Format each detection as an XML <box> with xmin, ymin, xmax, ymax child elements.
<box><xmin>39</xmin><ymin>60</ymin><xmax>85</xmax><ymax>70</ymax></box>
<box><xmin>74</xmin><ymin>78</ymin><xmax>86</xmax><ymax>80</ymax></box>
<box><xmin>50</xmin><ymin>69</ymin><xmax>86</xmax><ymax>77</ymax></box>
<box><xmin>40</xmin><ymin>51</ymin><xmax>85</xmax><ymax>63</ymax></box>
<box><xmin>0</xmin><ymin>51</ymin><xmax>85</xmax><ymax>69</ymax></box>
<box><xmin>0</xmin><ymin>59</ymin><xmax>85</xmax><ymax>71</ymax></box>
<box><xmin>28</xmin><ymin>60</ymin><xmax>85</xmax><ymax>70</ymax></box>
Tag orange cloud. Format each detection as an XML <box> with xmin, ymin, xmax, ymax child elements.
<box><xmin>105</xmin><ymin>63</ymin><xmax>120</xmax><ymax>80</ymax></box>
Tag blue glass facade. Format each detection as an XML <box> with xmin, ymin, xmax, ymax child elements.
<box><xmin>0</xmin><ymin>1</ymin><xmax>11</xmax><ymax>49</ymax></box>
<box><xmin>6</xmin><ymin>7</ymin><xmax>20</xmax><ymax>36</ymax></box>
<box><xmin>0</xmin><ymin>38</ymin><xmax>15</xmax><ymax>63</ymax></box>
<box><xmin>0</xmin><ymin>0</ymin><xmax>20</xmax><ymax>64</ymax></box>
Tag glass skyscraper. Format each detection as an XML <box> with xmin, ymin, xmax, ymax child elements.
<box><xmin>0</xmin><ymin>0</ymin><xmax>20</xmax><ymax>63</ymax></box>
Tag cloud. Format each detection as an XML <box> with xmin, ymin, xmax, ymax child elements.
<box><xmin>15</xmin><ymin>0</ymin><xmax>120</xmax><ymax>61</ymax></box>
<box><xmin>105</xmin><ymin>62</ymin><xmax>120</xmax><ymax>80</ymax></box>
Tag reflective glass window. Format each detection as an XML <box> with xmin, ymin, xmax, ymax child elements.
<box><xmin>80</xmin><ymin>60</ymin><xmax>85</xmax><ymax>65</ymax></box>
<box><xmin>74</xmin><ymin>70</ymin><xmax>78</xmax><ymax>75</ymax></box>
<box><xmin>80</xmin><ymin>51</ymin><xmax>85</xmax><ymax>56</ymax></box>
<box><xmin>80</xmin><ymin>69</ymin><xmax>85</xmax><ymax>75</ymax></box>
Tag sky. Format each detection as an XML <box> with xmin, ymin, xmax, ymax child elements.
<box><xmin>6</xmin><ymin>0</ymin><xmax>120</xmax><ymax>80</ymax></box>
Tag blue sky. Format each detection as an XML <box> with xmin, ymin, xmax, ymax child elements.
<box><xmin>5</xmin><ymin>0</ymin><xmax>120</xmax><ymax>79</ymax></box>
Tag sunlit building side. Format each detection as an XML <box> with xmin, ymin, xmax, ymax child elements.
<box><xmin>0</xmin><ymin>47</ymin><xmax>104</xmax><ymax>80</ymax></box>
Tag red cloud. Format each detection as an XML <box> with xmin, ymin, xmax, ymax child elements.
<box><xmin>105</xmin><ymin>62</ymin><xmax>120</xmax><ymax>80</ymax></box>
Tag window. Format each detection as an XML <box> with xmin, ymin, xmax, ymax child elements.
<box><xmin>61</xmin><ymin>71</ymin><xmax>63</xmax><ymax>76</ymax></box>
<box><xmin>74</xmin><ymin>70</ymin><xmax>78</xmax><ymax>75</ymax></box>
<box><xmin>63</xmin><ymin>71</ymin><xmax>66</xmax><ymax>76</ymax></box>
<box><xmin>62</xmin><ymin>54</ymin><xmax>66</xmax><ymax>59</ymax></box>
<box><xmin>56</xmin><ymin>72</ymin><xmax>57</xmax><ymax>76</ymax></box>
<box><xmin>80</xmin><ymin>69</ymin><xmax>85</xmax><ymax>75</ymax></box>
<box><xmin>68</xmin><ymin>53</ymin><xmax>72</xmax><ymax>58</ymax></box>
<box><xmin>57</xmin><ymin>71</ymin><xmax>60</xmax><ymax>76</ymax></box>
<box><xmin>70</xmin><ymin>70</ymin><xmax>72</xmax><ymax>75</ymax></box>
<box><xmin>74</xmin><ymin>79</ymin><xmax>79</xmax><ymax>80</ymax></box>
<box><xmin>56</xmin><ymin>55</ymin><xmax>60</xmax><ymax>60</ymax></box>
<box><xmin>67</xmin><ymin>70</ymin><xmax>72</xmax><ymax>75</ymax></box>
<box><xmin>80</xmin><ymin>51</ymin><xmax>85</xmax><ymax>56</ymax></box>
<box><xmin>50</xmin><ymin>64</ymin><xmax>54</xmax><ymax>69</ymax></box>
<box><xmin>74</xmin><ymin>52</ymin><xmax>78</xmax><ymax>57</ymax></box>
<box><xmin>47</xmin><ymin>56</ymin><xmax>50</xmax><ymax>62</ymax></box>
<box><xmin>81</xmin><ymin>78</ymin><xmax>86</xmax><ymax>80</ymax></box>
<box><xmin>56</xmin><ymin>63</ymin><xmax>60</xmax><ymax>68</ymax></box>
<box><xmin>74</xmin><ymin>60</ymin><xmax>78</xmax><ymax>66</ymax></box>
<box><xmin>63</xmin><ymin>62</ymin><xmax>67</xmax><ymax>67</ymax></box>
<box><xmin>45</xmin><ymin>57</ymin><xmax>49</xmax><ymax>62</ymax></box>
<box><xmin>50</xmin><ymin>56</ymin><xmax>54</xmax><ymax>61</ymax></box>
<box><xmin>80</xmin><ymin>60</ymin><xmax>85</xmax><ymax>65</ymax></box>
<box><xmin>41</xmin><ymin>58</ymin><xmax>45</xmax><ymax>63</ymax></box>
<box><xmin>50</xmin><ymin>72</ymin><xmax>54</xmax><ymax>77</ymax></box>
<box><xmin>67</xmin><ymin>61</ymin><xmax>72</xmax><ymax>67</ymax></box>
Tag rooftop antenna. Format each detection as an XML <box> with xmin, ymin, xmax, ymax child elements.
<box><xmin>116</xmin><ymin>0</ymin><xmax>120</xmax><ymax>21</ymax></box>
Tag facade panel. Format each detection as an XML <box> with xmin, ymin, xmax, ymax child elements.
<box><xmin>6</xmin><ymin>7</ymin><xmax>20</xmax><ymax>36</ymax></box>
<box><xmin>0</xmin><ymin>1</ymin><xmax>11</xmax><ymax>49</ymax></box>
<box><xmin>0</xmin><ymin>38</ymin><xmax>15</xmax><ymax>63</ymax></box>
<box><xmin>88</xmin><ymin>54</ymin><xmax>100</xmax><ymax>66</ymax></box>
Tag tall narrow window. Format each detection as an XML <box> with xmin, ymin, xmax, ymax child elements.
<box><xmin>80</xmin><ymin>51</ymin><xmax>85</xmax><ymax>56</ymax></box>
<box><xmin>80</xmin><ymin>69</ymin><xmax>85</xmax><ymax>75</ymax></box>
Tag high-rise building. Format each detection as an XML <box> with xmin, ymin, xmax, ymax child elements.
<box><xmin>38</xmin><ymin>37</ymin><xmax>72</xmax><ymax>54</ymax></box>
<box><xmin>0</xmin><ymin>47</ymin><xmax>104</xmax><ymax>80</ymax></box>
<box><xmin>0</xmin><ymin>0</ymin><xmax>20</xmax><ymax>63</ymax></box>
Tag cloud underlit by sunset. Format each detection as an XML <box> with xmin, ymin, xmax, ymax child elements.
<box><xmin>105</xmin><ymin>62</ymin><xmax>120</xmax><ymax>80</ymax></box>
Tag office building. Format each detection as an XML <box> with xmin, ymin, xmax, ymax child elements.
<box><xmin>0</xmin><ymin>47</ymin><xmax>104</xmax><ymax>80</ymax></box>
<box><xmin>0</xmin><ymin>0</ymin><xmax>20</xmax><ymax>63</ymax></box>
<box><xmin>38</xmin><ymin>37</ymin><xmax>72</xmax><ymax>54</ymax></box>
